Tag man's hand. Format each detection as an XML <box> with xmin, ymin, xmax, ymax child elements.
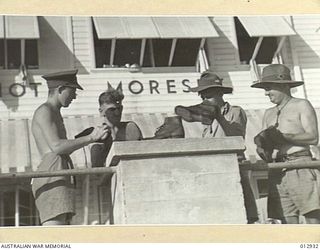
<box><xmin>90</xmin><ymin>124</ymin><xmax>110</xmax><ymax>142</ymax></box>
<box><xmin>201</xmin><ymin>102</ymin><xmax>221</xmax><ymax>122</ymax></box>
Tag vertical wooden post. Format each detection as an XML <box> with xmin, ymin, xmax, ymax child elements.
<box><xmin>83</xmin><ymin>175</ymin><xmax>90</xmax><ymax>225</ymax></box>
<box><xmin>15</xmin><ymin>186</ymin><xmax>20</xmax><ymax>227</ymax></box>
<box><xmin>0</xmin><ymin>192</ymin><xmax>4</xmax><ymax>226</ymax></box>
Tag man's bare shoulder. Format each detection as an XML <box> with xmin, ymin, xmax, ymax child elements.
<box><xmin>291</xmin><ymin>97</ymin><xmax>311</xmax><ymax>104</ymax></box>
<box><xmin>33</xmin><ymin>103</ymin><xmax>52</xmax><ymax>121</ymax></box>
<box><xmin>291</xmin><ymin>97</ymin><xmax>314</xmax><ymax>110</ymax></box>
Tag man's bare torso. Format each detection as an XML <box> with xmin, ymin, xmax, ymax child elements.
<box><xmin>264</xmin><ymin>98</ymin><xmax>310</xmax><ymax>155</ymax></box>
<box><xmin>32</xmin><ymin>103</ymin><xmax>67</xmax><ymax>157</ymax></box>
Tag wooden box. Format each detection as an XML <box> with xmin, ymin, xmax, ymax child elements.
<box><xmin>107</xmin><ymin>137</ymin><xmax>247</xmax><ymax>224</ymax></box>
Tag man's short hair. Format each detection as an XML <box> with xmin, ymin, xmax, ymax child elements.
<box><xmin>98</xmin><ymin>89</ymin><xmax>124</xmax><ymax>106</ymax></box>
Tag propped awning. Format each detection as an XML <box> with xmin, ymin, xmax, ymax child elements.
<box><xmin>0</xmin><ymin>16</ymin><xmax>40</xmax><ymax>39</ymax></box>
<box><xmin>93</xmin><ymin>17</ymin><xmax>160</xmax><ymax>39</ymax></box>
<box><xmin>238</xmin><ymin>16</ymin><xmax>296</xmax><ymax>37</ymax></box>
<box><xmin>93</xmin><ymin>16</ymin><xmax>219</xmax><ymax>39</ymax></box>
<box><xmin>152</xmin><ymin>17</ymin><xmax>218</xmax><ymax>38</ymax></box>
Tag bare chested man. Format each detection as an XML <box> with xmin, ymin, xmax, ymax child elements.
<box><xmin>252</xmin><ymin>64</ymin><xmax>320</xmax><ymax>224</ymax></box>
<box><xmin>31</xmin><ymin>70</ymin><xmax>109</xmax><ymax>226</ymax></box>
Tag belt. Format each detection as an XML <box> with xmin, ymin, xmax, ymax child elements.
<box><xmin>275</xmin><ymin>149</ymin><xmax>312</xmax><ymax>163</ymax></box>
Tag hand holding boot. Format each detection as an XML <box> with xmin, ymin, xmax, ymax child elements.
<box><xmin>200</xmin><ymin>101</ymin><xmax>221</xmax><ymax>124</ymax></box>
<box><xmin>254</xmin><ymin>129</ymin><xmax>274</xmax><ymax>162</ymax></box>
<box><xmin>75</xmin><ymin>124</ymin><xmax>111</xmax><ymax>143</ymax></box>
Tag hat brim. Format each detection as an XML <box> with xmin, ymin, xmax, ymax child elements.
<box><xmin>251</xmin><ymin>80</ymin><xmax>304</xmax><ymax>89</ymax></box>
<box><xmin>65</xmin><ymin>83</ymin><xmax>84</xmax><ymax>90</ymax></box>
<box><xmin>189</xmin><ymin>85</ymin><xmax>233</xmax><ymax>94</ymax></box>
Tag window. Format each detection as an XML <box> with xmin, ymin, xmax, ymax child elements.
<box><xmin>0</xmin><ymin>16</ymin><xmax>40</xmax><ymax>70</ymax></box>
<box><xmin>98</xmin><ymin>183</ymin><xmax>113</xmax><ymax>224</ymax></box>
<box><xmin>25</xmin><ymin>40</ymin><xmax>39</xmax><ymax>69</ymax></box>
<box><xmin>19</xmin><ymin>189</ymin><xmax>38</xmax><ymax>226</ymax></box>
<box><xmin>93</xmin><ymin>36</ymin><xmax>202</xmax><ymax>68</ymax></box>
<box><xmin>1</xmin><ymin>39</ymin><xmax>39</xmax><ymax>69</ymax></box>
<box><xmin>0</xmin><ymin>39</ymin><xmax>39</xmax><ymax>70</ymax></box>
<box><xmin>234</xmin><ymin>17</ymin><xmax>278</xmax><ymax>65</ymax></box>
<box><xmin>0</xmin><ymin>39</ymin><xmax>4</xmax><ymax>68</ymax></box>
<box><xmin>256</xmin><ymin>179</ymin><xmax>268</xmax><ymax>198</ymax></box>
<box><xmin>172</xmin><ymin>39</ymin><xmax>201</xmax><ymax>66</ymax></box>
<box><xmin>2</xmin><ymin>191</ymin><xmax>15</xmax><ymax>226</ymax></box>
<box><xmin>92</xmin><ymin>17</ymin><xmax>217</xmax><ymax>69</ymax></box>
<box><xmin>0</xmin><ymin>186</ymin><xmax>39</xmax><ymax>226</ymax></box>
<box><xmin>114</xmin><ymin>39</ymin><xmax>141</xmax><ymax>66</ymax></box>
<box><xmin>151</xmin><ymin>39</ymin><xmax>172</xmax><ymax>67</ymax></box>
<box><xmin>7</xmin><ymin>39</ymin><xmax>21</xmax><ymax>69</ymax></box>
<box><xmin>249</xmin><ymin>171</ymin><xmax>269</xmax><ymax>199</ymax></box>
<box><xmin>93</xmin><ymin>25</ymin><xmax>111</xmax><ymax>68</ymax></box>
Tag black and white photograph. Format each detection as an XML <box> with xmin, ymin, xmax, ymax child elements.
<box><xmin>0</xmin><ymin>14</ymin><xmax>320</xmax><ymax>229</ymax></box>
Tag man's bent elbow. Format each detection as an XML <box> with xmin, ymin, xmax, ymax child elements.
<box><xmin>311</xmin><ymin>138</ymin><xmax>319</xmax><ymax>145</ymax></box>
<box><xmin>308</xmin><ymin>134</ymin><xmax>319</xmax><ymax>145</ymax></box>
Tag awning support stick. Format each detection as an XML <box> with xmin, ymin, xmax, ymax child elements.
<box><xmin>251</xmin><ymin>37</ymin><xmax>263</xmax><ymax>62</ymax></box>
<box><xmin>249</xmin><ymin>37</ymin><xmax>264</xmax><ymax>81</ymax></box>
<box><xmin>139</xmin><ymin>39</ymin><xmax>146</xmax><ymax>66</ymax></box>
<box><xmin>110</xmin><ymin>39</ymin><xmax>116</xmax><ymax>66</ymax></box>
<box><xmin>272</xmin><ymin>36</ymin><xmax>286</xmax><ymax>64</ymax></box>
<box><xmin>168</xmin><ymin>38</ymin><xmax>177</xmax><ymax>66</ymax></box>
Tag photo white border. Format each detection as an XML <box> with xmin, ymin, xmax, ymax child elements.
<box><xmin>0</xmin><ymin>0</ymin><xmax>320</xmax><ymax>243</ymax></box>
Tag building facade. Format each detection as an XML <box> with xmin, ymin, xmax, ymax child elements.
<box><xmin>0</xmin><ymin>15</ymin><xmax>320</xmax><ymax>226</ymax></box>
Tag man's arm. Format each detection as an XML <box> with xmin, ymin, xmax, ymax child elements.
<box><xmin>216</xmin><ymin>107</ymin><xmax>247</xmax><ymax>137</ymax></box>
<box><xmin>282</xmin><ymin>100</ymin><xmax>319</xmax><ymax>146</ymax></box>
<box><xmin>126</xmin><ymin>122</ymin><xmax>143</xmax><ymax>140</ymax></box>
<box><xmin>262</xmin><ymin>109</ymin><xmax>269</xmax><ymax>130</ymax></box>
<box><xmin>34</xmin><ymin>106</ymin><xmax>109</xmax><ymax>155</ymax></box>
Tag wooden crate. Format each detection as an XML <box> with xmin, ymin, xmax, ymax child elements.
<box><xmin>108</xmin><ymin>137</ymin><xmax>247</xmax><ymax>224</ymax></box>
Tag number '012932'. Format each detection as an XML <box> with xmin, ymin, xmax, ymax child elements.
<box><xmin>300</xmin><ymin>244</ymin><xmax>319</xmax><ymax>248</ymax></box>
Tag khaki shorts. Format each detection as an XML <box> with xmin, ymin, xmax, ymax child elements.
<box><xmin>268</xmin><ymin>156</ymin><xmax>320</xmax><ymax>219</ymax></box>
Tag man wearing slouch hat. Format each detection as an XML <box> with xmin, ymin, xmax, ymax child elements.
<box><xmin>252</xmin><ymin>64</ymin><xmax>320</xmax><ymax>224</ymax></box>
<box><xmin>175</xmin><ymin>71</ymin><xmax>259</xmax><ymax>224</ymax></box>
<box><xmin>31</xmin><ymin>70</ymin><xmax>109</xmax><ymax>225</ymax></box>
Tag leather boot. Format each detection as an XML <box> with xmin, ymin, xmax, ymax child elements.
<box><xmin>145</xmin><ymin>116</ymin><xmax>185</xmax><ymax>139</ymax></box>
<box><xmin>174</xmin><ymin>101</ymin><xmax>220</xmax><ymax>125</ymax></box>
